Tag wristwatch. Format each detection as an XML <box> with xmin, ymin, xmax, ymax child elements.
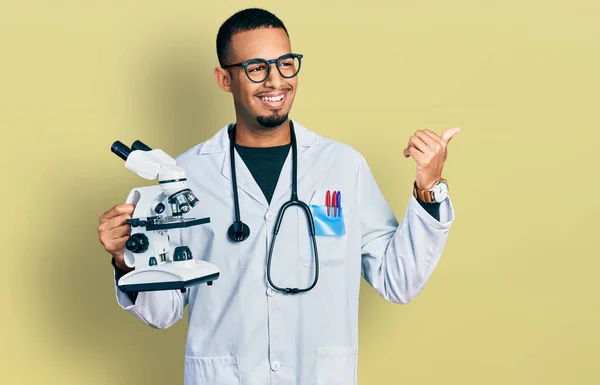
<box><xmin>413</xmin><ymin>178</ymin><xmax>449</xmax><ymax>203</ymax></box>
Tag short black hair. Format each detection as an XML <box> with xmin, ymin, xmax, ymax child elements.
<box><xmin>216</xmin><ymin>8</ymin><xmax>289</xmax><ymax>67</ymax></box>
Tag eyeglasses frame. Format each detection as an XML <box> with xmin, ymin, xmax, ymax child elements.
<box><xmin>222</xmin><ymin>53</ymin><xmax>304</xmax><ymax>83</ymax></box>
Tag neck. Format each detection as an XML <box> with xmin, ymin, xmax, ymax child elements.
<box><xmin>234</xmin><ymin>118</ymin><xmax>291</xmax><ymax>147</ymax></box>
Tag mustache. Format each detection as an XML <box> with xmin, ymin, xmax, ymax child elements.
<box><xmin>255</xmin><ymin>88</ymin><xmax>292</xmax><ymax>96</ymax></box>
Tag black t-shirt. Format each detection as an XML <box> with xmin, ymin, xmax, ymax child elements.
<box><xmin>234</xmin><ymin>143</ymin><xmax>291</xmax><ymax>205</ymax></box>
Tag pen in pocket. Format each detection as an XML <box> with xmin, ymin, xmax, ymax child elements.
<box><xmin>332</xmin><ymin>190</ymin><xmax>337</xmax><ymax>217</ymax></box>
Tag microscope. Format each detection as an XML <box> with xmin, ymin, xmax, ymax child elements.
<box><xmin>110</xmin><ymin>139</ymin><xmax>219</xmax><ymax>293</ymax></box>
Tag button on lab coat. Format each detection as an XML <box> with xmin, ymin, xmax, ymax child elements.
<box><xmin>113</xmin><ymin>120</ymin><xmax>455</xmax><ymax>385</ymax></box>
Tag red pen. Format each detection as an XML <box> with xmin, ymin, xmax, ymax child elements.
<box><xmin>326</xmin><ymin>190</ymin><xmax>331</xmax><ymax>217</ymax></box>
<box><xmin>332</xmin><ymin>190</ymin><xmax>337</xmax><ymax>217</ymax></box>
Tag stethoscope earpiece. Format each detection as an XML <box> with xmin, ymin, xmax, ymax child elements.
<box><xmin>228</xmin><ymin>220</ymin><xmax>250</xmax><ymax>242</ymax></box>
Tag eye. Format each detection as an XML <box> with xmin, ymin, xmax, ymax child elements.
<box><xmin>248</xmin><ymin>64</ymin><xmax>266</xmax><ymax>72</ymax></box>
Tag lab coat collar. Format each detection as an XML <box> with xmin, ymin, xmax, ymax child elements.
<box><xmin>197</xmin><ymin>119</ymin><xmax>324</xmax><ymax>155</ymax></box>
<box><xmin>198</xmin><ymin>119</ymin><xmax>324</xmax><ymax>209</ymax></box>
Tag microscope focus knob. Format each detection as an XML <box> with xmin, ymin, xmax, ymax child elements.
<box><xmin>173</xmin><ymin>246</ymin><xmax>193</xmax><ymax>261</ymax></box>
<box><xmin>126</xmin><ymin>233</ymin><xmax>149</xmax><ymax>253</ymax></box>
<box><xmin>154</xmin><ymin>203</ymin><xmax>165</xmax><ymax>214</ymax></box>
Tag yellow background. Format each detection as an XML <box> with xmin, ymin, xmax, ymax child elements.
<box><xmin>1</xmin><ymin>1</ymin><xmax>598</xmax><ymax>384</ymax></box>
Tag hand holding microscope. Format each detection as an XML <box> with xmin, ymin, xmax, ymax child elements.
<box><xmin>110</xmin><ymin>139</ymin><xmax>219</xmax><ymax>293</ymax></box>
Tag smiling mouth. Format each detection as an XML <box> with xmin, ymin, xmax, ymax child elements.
<box><xmin>256</xmin><ymin>91</ymin><xmax>288</xmax><ymax>108</ymax></box>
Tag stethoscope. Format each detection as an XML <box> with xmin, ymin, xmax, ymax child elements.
<box><xmin>227</xmin><ymin>120</ymin><xmax>319</xmax><ymax>294</ymax></box>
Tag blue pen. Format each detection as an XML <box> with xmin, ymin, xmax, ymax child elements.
<box><xmin>337</xmin><ymin>191</ymin><xmax>341</xmax><ymax>217</ymax></box>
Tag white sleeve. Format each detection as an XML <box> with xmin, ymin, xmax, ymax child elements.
<box><xmin>113</xmin><ymin>269</ymin><xmax>188</xmax><ymax>330</ymax></box>
<box><xmin>113</xmin><ymin>227</ymin><xmax>189</xmax><ymax>329</ymax></box>
<box><xmin>358</xmin><ymin>155</ymin><xmax>455</xmax><ymax>304</ymax></box>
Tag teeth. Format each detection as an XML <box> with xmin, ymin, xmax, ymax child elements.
<box><xmin>261</xmin><ymin>94</ymin><xmax>284</xmax><ymax>102</ymax></box>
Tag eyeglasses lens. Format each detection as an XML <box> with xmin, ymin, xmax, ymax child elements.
<box><xmin>246</xmin><ymin>56</ymin><xmax>301</xmax><ymax>82</ymax></box>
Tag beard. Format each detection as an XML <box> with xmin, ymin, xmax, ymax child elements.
<box><xmin>256</xmin><ymin>111</ymin><xmax>288</xmax><ymax>129</ymax></box>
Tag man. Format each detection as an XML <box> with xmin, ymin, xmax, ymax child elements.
<box><xmin>98</xmin><ymin>8</ymin><xmax>458</xmax><ymax>385</ymax></box>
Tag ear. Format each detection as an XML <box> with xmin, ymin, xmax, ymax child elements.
<box><xmin>214</xmin><ymin>67</ymin><xmax>233</xmax><ymax>93</ymax></box>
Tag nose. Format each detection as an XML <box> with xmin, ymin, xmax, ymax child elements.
<box><xmin>263</xmin><ymin>62</ymin><xmax>283</xmax><ymax>88</ymax></box>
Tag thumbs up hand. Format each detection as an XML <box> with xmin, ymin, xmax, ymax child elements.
<box><xmin>403</xmin><ymin>127</ymin><xmax>460</xmax><ymax>190</ymax></box>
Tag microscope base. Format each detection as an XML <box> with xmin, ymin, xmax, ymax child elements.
<box><xmin>117</xmin><ymin>260</ymin><xmax>220</xmax><ymax>293</ymax></box>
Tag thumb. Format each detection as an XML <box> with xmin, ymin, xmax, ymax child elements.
<box><xmin>441</xmin><ymin>126</ymin><xmax>461</xmax><ymax>143</ymax></box>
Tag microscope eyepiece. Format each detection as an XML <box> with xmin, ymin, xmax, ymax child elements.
<box><xmin>131</xmin><ymin>140</ymin><xmax>152</xmax><ymax>152</ymax></box>
<box><xmin>111</xmin><ymin>141</ymin><xmax>132</xmax><ymax>161</ymax></box>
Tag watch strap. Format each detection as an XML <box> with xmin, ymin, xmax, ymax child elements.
<box><xmin>413</xmin><ymin>178</ymin><xmax>447</xmax><ymax>203</ymax></box>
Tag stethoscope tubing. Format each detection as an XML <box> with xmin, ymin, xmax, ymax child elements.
<box><xmin>228</xmin><ymin>120</ymin><xmax>319</xmax><ymax>294</ymax></box>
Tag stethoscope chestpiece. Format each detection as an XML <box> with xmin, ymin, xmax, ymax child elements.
<box><xmin>228</xmin><ymin>220</ymin><xmax>250</xmax><ymax>242</ymax></box>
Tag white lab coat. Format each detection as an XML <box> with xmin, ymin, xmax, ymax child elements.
<box><xmin>114</xmin><ymin>119</ymin><xmax>455</xmax><ymax>385</ymax></box>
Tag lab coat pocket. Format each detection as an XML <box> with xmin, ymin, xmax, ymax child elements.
<box><xmin>184</xmin><ymin>355</ymin><xmax>241</xmax><ymax>385</ymax></box>
<box><xmin>311</xmin><ymin>204</ymin><xmax>346</xmax><ymax>236</ymax></box>
<box><xmin>317</xmin><ymin>347</ymin><xmax>358</xmax><ymax>385</ymax></box>
<box><xmin>297</xmin><ymin>189</ymin><xmax>349</xmax><ymax>268</ymax></box>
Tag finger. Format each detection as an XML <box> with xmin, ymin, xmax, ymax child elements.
<box><xmin>103</xmin><ymin>235</ymin><xmax>129</xmax><ymax>254</ymax></box>
<box><xmin>99</xmin><ymin>213</ymin><xmax>131</xmax><ymax>232</ymax></box>
<box><xmin>98</xmin><ymin>213</ymin><xmax>132</xmax><ymax>232</ymax></box>
<box><xmin>415</xmin><ymin>131</ymin><xmax>442</xmax><ymax>152</ymax></box>
<box><xmin>422</xmin><ymin>129</ymin><xmax>446</xmax><ymax>148</ymax></box>
<box><xmin>403</xmin><ymin>140</ymin><xmax>423</xmax><ymax>158</ymax></box>
<box><xmin>441</xmin><ymin>126</ymin><xmax>461</xmax><ymax>143</ymax></box>
<box><xmin>99</xmin><ymin>225</ymin><xmax>129</xmax><ymax>245</ymax></box>
<box><xmin>408</xmin><ymin>135</ymin><xmax>430</xmax><ymax>154</ymax></box>
<box><xmin>108</xmin><ymin>224</ymin><xmax>131</xmax><ymax>239</ymax></box>
<box><xmin>113</xmin><ymin>235</ymin><xmax>129</xmax><ymax>251</ymax></box>
<box><xmin>406</xmin><ymin>146</ymin><xmax>423</xmax><ymax>162</ymax></box>
<box><xmin>100</xmin><ymin>204</ymin><xmax>135</xmax><ymax>222</ymax></box>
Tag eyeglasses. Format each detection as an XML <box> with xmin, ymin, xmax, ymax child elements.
<box><xmin>222</xmin><ymin>53</ymin><xmax>303</xmax><ymax>83</ymax></box>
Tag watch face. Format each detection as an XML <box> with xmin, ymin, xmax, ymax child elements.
<box><xmin>433</xmin><ymin>182</ymin><xmax>448</xmax><ymax>202</ymax></box>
